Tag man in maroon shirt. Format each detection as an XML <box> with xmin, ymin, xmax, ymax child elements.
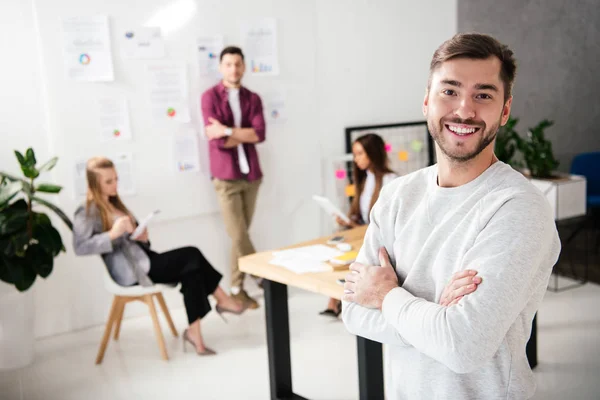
<box><xmin>201</xmin><ymin>46</ymin><xmax>266</xmax><ymax>309</ymax></box>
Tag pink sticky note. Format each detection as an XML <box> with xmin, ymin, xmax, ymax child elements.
<box><xmin>385</xmin><ymin>143</ymin><xmax>392</xmax><ymax>152</ymax></box>
<box><xmin>335</xmin><ymin>169</ymin><xmax>346</xmax><ymax>180</ymax></box>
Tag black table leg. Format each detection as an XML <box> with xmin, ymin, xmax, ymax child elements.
<box><xmin>264</xmin><ymin>280</ymin><xmax>308</xmax><ymax>400</ymax></box>
<box><xmin>526</xmin><ymin>314</ymin><xmax>538</xmax><ymax>369</ymax></box>
<box><xmin>356</xmin><ymin>337</ymin><xmax>385</xmax><ymax>400</ymax></box>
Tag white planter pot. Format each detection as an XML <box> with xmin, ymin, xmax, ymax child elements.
<box><xmin>528</xmin><ymin>173</ymin><xmax>587</xmax><ymax>221</ymax></box>
<box><xmin>0</xmin><ymin>281</ymin><xmax>35</xmax><ymax>370</ymax></box>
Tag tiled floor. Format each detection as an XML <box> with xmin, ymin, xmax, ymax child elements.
<box><xmin>1</xmin><ymin>277</ymin><xmax>599</xmax><ymax>400</ymax></box>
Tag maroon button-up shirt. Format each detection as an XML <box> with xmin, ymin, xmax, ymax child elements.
<box><xmin>201</xmin><ymin>82</ymin><xmax>266</xmax><ymax>181</ymax></box>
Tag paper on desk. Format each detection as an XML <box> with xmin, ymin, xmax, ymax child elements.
<box><xmin>270</xmin><ymin>245</ymin><xmax>344</xmax><ymax>274</ymax></box>
<box><xmin>131</xmin><ymin>210</ymin><xmax>160</xmax><ymax>239</ymax></box>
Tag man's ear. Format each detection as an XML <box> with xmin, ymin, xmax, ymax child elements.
<box><xmin>422</xmin><ymin>89</ymin><xmax>430</xmax><ymax>117</ymax></box>
<box><xmin>500</xmin><ymin>96</ymin><xmax>513</xmax><ymax>126</ymax></box>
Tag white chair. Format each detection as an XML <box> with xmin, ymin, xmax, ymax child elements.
<box><xmin>95</xmin><ymin>266</ymin><xmax>179</xmax><ymax>364</ymax></box>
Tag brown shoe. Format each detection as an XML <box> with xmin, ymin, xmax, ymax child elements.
<box><xmin>232</xmin><ymin>289</ymin><xmax>259</xmax><ymax>310</ymax></box>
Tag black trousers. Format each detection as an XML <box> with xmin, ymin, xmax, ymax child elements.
<box><xmin>145</xmin><ymin>246</ymin><xmax>222</xmax><ymax>324</ymax></box>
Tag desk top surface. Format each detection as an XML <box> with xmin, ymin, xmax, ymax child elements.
<box><xmin>239</xmin><ymin>226</ymin><xmax>367</xmax><ymax>300</ymax></box>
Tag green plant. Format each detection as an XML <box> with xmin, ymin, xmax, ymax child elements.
<box><xmin>0</xmin><ymin>149</ymin><xmax>72</xmax><ymax>292</ymax></box>
<box><xmin>495</xmin><ymin>116</ymin><xmax>522</xmax><ymax>168</ymax></box>
<box><xmin>518</xmin><ymin>119</ymin><xmax>560</xmax><ymax>178</ymax></box>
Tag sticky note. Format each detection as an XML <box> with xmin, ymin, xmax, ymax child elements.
<box><xmin>335</xmin><ymin>169</ymin><xmax>346</xmax><ymax>180</ymax></box>
<box><xmin>398</xmin><ymin>151</ymin><xmax>409</xmax><ymax>162</ymax></box>
<box><xmin>345</xmin><ymin>184</ymin><xmax>356</xmax><ymax>197</ymax></box>
<box><xmin>411</xmin><ymin>139</ymin><xmax>424</xmax><ymax>153</ymax></box>
<box><xmin>385</xmin><ymin>143</ymin><xmax>392</xmax><ymax>152</ymax></box>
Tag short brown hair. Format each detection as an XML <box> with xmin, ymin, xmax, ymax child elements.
<box><xmin>428</xmin><ymin>33</ymin><xmax>517</xmax><ymax>102</ymax></box>
<box><xmin>220</xmin><ymin>46</ymin><xmax>244</xmax><ymax>62</ymax></box>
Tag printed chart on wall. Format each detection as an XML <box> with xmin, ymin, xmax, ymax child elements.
<box><xmin>146</xmin><ymin>63</ymin><xmax>191</xmax><ymax>123</ymax></box>
<box><xmin>345</xmin><ymin>121</ymin><xmax>433</xmax><ymax>179</ymax></box>
<box><xmin>197</xmin><ymin>36</ymin><xmax>223</xmax><ymax>77</ymax></box>
<box><xmin>241</xmin><ymin>18</ymin><xmax>279</xmax><ymax>75</ymax></box>
<box><xmin>61</xmin><ymin>15</ymin><xmax>114</xmax><ymax>81</ymax></box>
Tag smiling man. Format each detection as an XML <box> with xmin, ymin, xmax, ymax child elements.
<box><xmin>342</xmin><ymin>33</ymin><xmax>561</xmax><ymax>399</ymax></box>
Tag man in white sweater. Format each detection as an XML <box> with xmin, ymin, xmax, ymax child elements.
<box><xmin>342</xmin><ymin>33</ymin><xmax>561</xmax><ymax>399</ymax></box>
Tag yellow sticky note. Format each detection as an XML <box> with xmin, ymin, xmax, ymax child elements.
<box><xmin>345</xmin><ymin>184</ymin><xmax>356</xmax><ymax>197</ymax></box>
<box><xmin>398</xmin><ymin>150</ymin><xmax>409</xmax><ymax>162</ymax></box>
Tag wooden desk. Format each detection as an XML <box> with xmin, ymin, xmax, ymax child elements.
<box><xmin>239</xmin><ymin>225</ymin><xmax>384</xmax><ymax>400</ymax></box>
<box><xmin>241</xmin><ymin>225</ymin><xmax>538</xmax><ymax>399</ymax></box>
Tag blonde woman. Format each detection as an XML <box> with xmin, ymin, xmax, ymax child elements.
<box><xmin>73</xmin><ymin>157</ymin><xmax>245</xmax><ymax>355</ymax></box>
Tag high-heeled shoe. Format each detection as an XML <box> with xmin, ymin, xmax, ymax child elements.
<box><xmin>182</xmin><ymin>329</ymin><xmax>216</xmax><ymax>356</ymax></box>
<box><xmin>215</xmin><ymin>302</ymin><xmax>248</xmax><ymax>323</ymax></box>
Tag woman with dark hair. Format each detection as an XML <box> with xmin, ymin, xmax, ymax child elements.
<box><xmin>321</xmin><ymin>133</ymin><xmax>397</xmax><ymax>317</ymax></box>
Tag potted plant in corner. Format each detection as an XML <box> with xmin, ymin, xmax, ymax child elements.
<box><xmin>0</xmin><ymin>148</ymin><xmax>72</xmax><ymax>369</ymax></box>
<box><xmin>517</xmin><ymin>120</ymin><xmax>586</xmax><ymax>220</ymax></box>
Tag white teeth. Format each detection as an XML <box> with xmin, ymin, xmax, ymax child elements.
<box><xmin>448</xmin><ymin>125</ymin><xmax>477</xmax><ymax>135</ymax></box>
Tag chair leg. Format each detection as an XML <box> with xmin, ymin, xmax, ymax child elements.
<box><xmin>144</xmin><ymin>294</ymin><xmax>169</xmax><ymax>361</ymax></box>
<box><xmin>156</xmin><ymin>293</ymin><xmax>178</xmax><ymax>337</ymax></box>
<box><xmin>95</xmin><ymin>296</ymin><xmax>121</xmax><ymax>365</ymax></box>
<box><xmin>113</xmin><ymin>298</ymin><xmax>127</xmax><ymax>340</ymax></box>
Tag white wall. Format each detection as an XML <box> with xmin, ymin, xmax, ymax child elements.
<box><xmin>0</xmin><ymin>0</ymin><xmax>456</xmax><ymax>338</ymax></box>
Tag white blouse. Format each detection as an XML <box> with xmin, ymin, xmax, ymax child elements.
<box><xmin>360</xmin><ymin>171</ymin><xmax>397</xmax><ymax>223</ymax></box>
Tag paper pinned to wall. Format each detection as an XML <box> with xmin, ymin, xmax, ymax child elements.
<box><xmin>242</xmin><ymin>18</ymin><xmax>279</xmax><ymax>75</ymax></box>
<box><xmin>73</xmin><ymin>160</ymin><xmax>88</xmax><ymax>199</ymax></box>
<box><xmin>265</xmin><ymin>91</ymin><xmax>286</xmax><ymax>124</ymax></box>
<box><xmin>61</xmin><ymin>15</ymin><xmax>114</xmax><ymax>81</ymax></box>
<box><xmin>173</xmin><ymin>128</ymin><xmax>201</xmax><ymax>173</ymax></box>
<box><xmin>97</xmin><ymin>96</ymin><xmax>132</xmax><ymax>142</ymax></box>
<box><xmin>120</xmin><ymin>27</ymin><xmax>165</xmax><ymax>59</ymax></box>
<box><xmin>146</xmin><ymin>62</ymin><xmax>191</xmax><ymax>122</ymax></box>
<box><xmin>113</xmin><ymin>153</ymin><xmax>136</xmax><ymax>196</ymax></box>
<box><xmin>196</xmin><ymin>36</ymin><xmax>223</xmax><ymax>76</ymax></box>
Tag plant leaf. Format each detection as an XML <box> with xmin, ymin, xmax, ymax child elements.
<box><xmin>0</xmin><ymin>256</ymin><xmax>14</xmax><ymax>285</ymax></box>
<box><xmin>21</xmin><ymin>166</ymin><xmax>39</xmax><ymax>179</ymax></box>
<box><xmin>33</xmin><ymin>218</ymin><xmax>63</xmax><ymax>257</ymax></box>
<box><xmin>0</xmin><ymin>171</ymin><xmax>28</xmax><ymax>185</ymax></box>
<box><xmin>0</xmin><ymin>208</ymin><xmax>28</xmax><ymax>236</ymax></box>
<box><xmin>25</xmin><ymin>148</ymin><xmax>37</xmax><ymax>166</ymax></box>
<box><xmin>35</xmin><ymin>183</ymin><xmax>62</xmax><ymax>194</ymax></box>
<box><xmin>38</xmin><ymin>157</ymin><xmax>58</xmax><ymax>173</ymax></box>
<box><xmin>32</xmin><ymin>196</ymin><xmax>73</xmax><ymax>230</ymax></box>
<box><xmin>26</xmin><ymin>244</ymin><xmax>54</xmax><ymax>279</ymax></box>
<box><xmin>0</xmin><ymin>180</ymin><xmax>22</xmax><ymax>208</ymax></box>
<box><xmin>15</xmin><ymin>151</ymin><xmax>26</xmax><ymax>167</ymax></box>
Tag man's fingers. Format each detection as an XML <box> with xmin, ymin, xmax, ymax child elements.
<box><xmin>342</xmin><ymin>292</ymin><xmax>354</xmax><ymax>302</ymax></box>
<box><xmin>343</xmin><ymin>281</ymin><xmax>355</xmax><ymax>294</ymax></box>
<box><xmin>349</xmin><ymin>262</ymin><xmax>363</xmax><ymax>273</ymax></box>
<box><xmin>448</xmin><ymin>296</ymin><xmax>463</xmax><ymax>306</ymax></box>
<box><xmin>451</xmin><ymin>269</ymin><xmax>477</xmax><ymax>281</ymax></box>
<box><xmin>378</xmin><ymin>247</ymin><xmax>392</xmax><ymax>268</ymax></box>
<box><xmin>345</xmin><ymin>272</ymin><xmax>357</xmax><ymax>283</ymax></box>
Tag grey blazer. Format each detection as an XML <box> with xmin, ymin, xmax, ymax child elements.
<box><xmin>73</xmin><ymin>204</ymin><xmax>153</xmax><ymax>287</ymax></box>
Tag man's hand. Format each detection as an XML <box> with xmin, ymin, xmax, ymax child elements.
<box><xmin>342</xmin><ymin>247</ymin><xmax>399</xmax><ymax>309</ymax></box>
<box><xmin>439</xmin><ymin>270</ymin><xmax>482</xmax><ymax>306</ymax></box>
<box><xmin>205</xmin><ymin>117</ymin><xmax>227</xmax><ymax>140</ymax></box>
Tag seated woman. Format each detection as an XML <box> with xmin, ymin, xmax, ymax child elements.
<box><xmin>73</xmin><ymin>157</ymin><xmax>245</xmax><ymax>355</ymax></box>
<box><xmin>320</xmin><ymin>133</ymin><xmax>397</xmax><ymax>317</ymax></box>
<box><xmin>320</xmin><ymin>133</ymin><xmax>482</xmax><ymax>317</ymax></box>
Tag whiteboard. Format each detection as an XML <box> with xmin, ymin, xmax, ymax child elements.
<box><xmin>32</xmin><ymin>0</ymin><xmax>317</xmax><ymax>222</ymax></box>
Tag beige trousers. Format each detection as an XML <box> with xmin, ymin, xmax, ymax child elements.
<box><xmin>212</xmin><ymin>178</ymin><xmax>261</xmax><ymax>289</ymax></box>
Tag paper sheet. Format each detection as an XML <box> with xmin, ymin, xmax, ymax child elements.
<box><xmin>241</xmin><ymin>18</ymin><xmax>279</xmax><ymax>75</ymax></box>
<box><xmin>146</xmin><ymin>63</ymin><xmax>191</xmax><ymax>122</ymax></box>
<box><xmin>97</xmin><ymin>96</ymin><xmax>132</xmax><ymax>142</ymax></box>
<box><xmin>131</xmin><ymin>210</ymin><xmax>160</xmax><ymax>239</ymax></box>
<box><xmin>120</xmin><ymin>27</ymin><xmax>165</xmax><ymax>59</ymax></box>
<box><xmin>196</xmin><ymin>36</ymin><xmax>223</xmax><ymax>76</ymax></box>
<box><xmin>270</xmin><ymin>245</ymin><xmax>343</xmax><ymax>274</ymax></box>
<box><xmin>61</xmin><ymin>15</ymin><xmax>114</xmax><ymax>81</ymax></box>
